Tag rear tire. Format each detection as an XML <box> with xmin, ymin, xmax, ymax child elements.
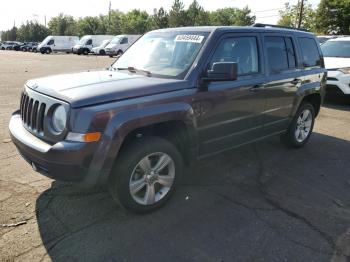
<box><xmin>108</xmin><ymin>136</ymin><xmax>183</xmax><ymax>213</ymax></box>
<box><xmin>283</xmin><ymin>102</ymin><xmax>315</xmax><ymax>148</ymax></box>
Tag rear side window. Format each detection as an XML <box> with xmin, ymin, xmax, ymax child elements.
<box><xmin>298</xmin><ymin>37</ymin><xmax>321</xmax><ymax>67</ymax></box>
<box><xmin>210</xmin><ymin>36</ymin><xmax>259</xmax><ymax>76</ymax></box>
<box><xmin>265</xmin><ymin>36</ymin><xmax>296</xmax><ymax>74</ymax></box>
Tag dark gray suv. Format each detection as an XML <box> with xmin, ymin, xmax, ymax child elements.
<box><xmin>9</xmin><ymin>25</ymin><xmax>326</xmax><ymax>213</ymax></box>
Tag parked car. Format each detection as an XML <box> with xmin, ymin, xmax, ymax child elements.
<box><xmin>72</xmin><ymin>35</ymin><xmax>114</xmax><ymax>55</ymax></box>
<box><xmin>91</xmin><ymin>39</ymin><xmax>111</xmax><ymax>55</ymax></box>
<box><xmin>1</xmin><ymin>41</ymin><xmax>17</xmax><ymax>50</ymax></box>
<box><xmin>9</xmin><ymin>25</ymin><xmax>326</xmax><ymax>213</ymax></box>
<box><xmin>21</xmin><ymin>42</ymin><xmax>38</xmax><ymax>52</ymax></box>
<box><xmin>12</xmin><ymin>42</ymin><xmax>25</xmax><ymax>51</ymax></box>
<box><xmin>31</xmin><ymin>43</ymin><xmax>39</xmax><ymax>53</ymax></box>
<box><xmin>321</xmin><ymin>37</ymin><xmax>350</xmax><ymax>96</ymax></box>
<box><xmin>317</xmin><ymin>35</ymin><xmax>338</xmax><ymax>45</ymax></box>
<box><xmin>105</xmin><ymin>35</ymin><xmax>141</xmax><ymax>57</ymax></box>
<box><xmin>38</xmin><ymin>36</ymin><xmax>79</xmax><ymax>54</ymax></box>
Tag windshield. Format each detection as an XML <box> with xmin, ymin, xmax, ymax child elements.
<box><xmin>321</xmin><ymin>41</ymin><xmax>350</xmax><ymax>57</ymax></box>
<box><xmin>100</xmin><ymin>40</ymin><xmax>110</xmax><ymax>48</ymax></box>
<box><xmin>111</xmin><ymin>36</ymin><xmax>123</xmax><ymax>44</ymax></box>
<box><xmin>112</xmin><ymin>31</ymin><xmax>209</xmax><ymax>78</ymax></box>
<box><xmin>78</xmin><ymin>36</ymin><xmax>90</xmax><ymax>45</ymax></box>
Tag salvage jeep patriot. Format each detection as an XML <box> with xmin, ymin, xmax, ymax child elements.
<box><xmin>9</xmin><ymin>25</ymin><xmax>326</xmax><ymax>213</ymax></box>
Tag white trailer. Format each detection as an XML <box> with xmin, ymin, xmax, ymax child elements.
<box><xmin>105</xmin><ymin>35</ymin><xmax>141</xmax><ymax>57</ymax></box>
<box><xmin>37</xmin><ymin>36</ymin><xmax>79</xmax><ymax>54</ymax></box>
<box><xmin>72</xmin><ymin>35</ymin><xmax>114</xmax><ymax>55</ymax></box>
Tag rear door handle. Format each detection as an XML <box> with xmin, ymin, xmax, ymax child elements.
<box><xmin>291</xmin><ymin>78</ymin><xmax>302</xmax><ymax>85</ymax></box>
<box><xmin>249</xmin><ymin>83</ymin><xmax>266</xmax><ymax>92</ymax></box>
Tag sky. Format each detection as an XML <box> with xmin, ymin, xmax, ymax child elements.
<box><xmin>0</xmin><ymin>0</ymin><xmax>320</xmax><ymax>31</ymax></box>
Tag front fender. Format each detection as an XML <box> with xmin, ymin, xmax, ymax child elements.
<box><xmin>84</xmin><ymin>102</ymin><xmax>197</xmax><ymax>186</ymax></box>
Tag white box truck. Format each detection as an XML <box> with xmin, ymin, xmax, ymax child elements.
<box><xmin>38</xmin><ymin>36</ymin><xmax>79</xmax><ymax>54</ymax></box>
<box><xmin>105</xmin><ymin>35</ymin><xmax>141</xmax><ymax>57</ymax></box>
<box><xmin>73</xmin><ymin>35</ymin><xmax>114</xmax><ymax>55</ymax></box>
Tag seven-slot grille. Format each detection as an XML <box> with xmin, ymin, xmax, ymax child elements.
<box><xmin>20</xmin><ymin>93</ymin><xmax>46</xmax><ymax>133</ymax></box>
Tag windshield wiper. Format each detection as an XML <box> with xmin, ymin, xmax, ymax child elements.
<box><xmin>116</xmin><ymin>66</ymin><xmax>152</xmax><ymax>77</ymax></box>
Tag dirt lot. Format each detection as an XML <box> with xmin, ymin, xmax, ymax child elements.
<box><xmin>1</xmin><ymin>51</ymin><xmax>350</xmax><ymax>262</ymax></box>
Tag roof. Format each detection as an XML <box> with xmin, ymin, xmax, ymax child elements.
<box><xmin>328</xmin><ymin>36</ymin><xmax>350</xmax><ymax>42</ymax></box>
<box><xmin>152</xmin><ymin>26</ymin><xmax>314</xmax><ymax>37</ymax></box>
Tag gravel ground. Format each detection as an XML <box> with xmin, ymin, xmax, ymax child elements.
<box><xmin>0</xmin><ymin>51</ymin><xmax>350</xmax><ymax>262</ymax></box>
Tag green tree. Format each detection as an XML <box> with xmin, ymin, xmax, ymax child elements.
<box><xmin>17</xmin><ymin>21</ymin><xmax>50</xmax><ymax>41</ymax></box>
<box><xmin>76</xmin><ymin>16</ymin><xmax>106</xmax><ymax>36</ymax></box>
<box><xmin>152</xmin><ymin>7</ymin><xmax>169</xmax><ymax>29</ymax></box>
<box><xmin>105</xmin><ymin>10</ymin><xmax>124</xmax><ymax>35</ymax></box>
<box><xmin>277</xmin><ymin>1</ymin><xmax>316</xmax><ymax>31</ymax></box>
<box><xmin>120</xmin><ymin>9</ymin><xmax>150</xmax><ymax>34</ymax></box>
<box><xmin>1</xmin><ymin>27</ymin><xmax>18</xmax><ymax>41</ymax></box>
<box><xmin>48</xmin><ymin>14</ymin><xmax>77</xmax><ymax>35</ymax></box>
<box><xmin>210</xmin><ymin>7</ymin><xmax>255</xmax><ymax>26</ymax></box>
<box><xmin>315</xmin><ymin>0</ymin><xmax>350</xmax><ymax>35</ymax></box>
<box><xmin>169</xmin><ymin>0</ymin><xmax>188</xmax><ymax>27</ymax></box>
<box><xmin>186</xmin><ymin>0</ymin><xmax>209</xmax><ymax>26</ymax></box>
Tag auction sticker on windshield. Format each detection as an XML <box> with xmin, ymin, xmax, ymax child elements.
<box><xmin>175</xmin><ymin>35</ymin><xmax>204</xmax><ymax>43</ymax></box>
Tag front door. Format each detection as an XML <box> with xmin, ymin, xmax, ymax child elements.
<box><xmin>197</xmin><ymin>34</ymin><xmax>267</xmax><ymax>157</ymax></box>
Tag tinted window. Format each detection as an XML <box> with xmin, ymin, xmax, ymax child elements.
<box><xmin>265</xmin><ymin>36</ymin><xmax>289</xmax><ymax>73</ymax></box>
<box><xmin>120</xmin><ymin>37</ymin><xmax>128</xmax><ymax>44</ymax></box>
<box><xmin>285</xmin><ymin>37</ymin><xmax>296</xmax><ymax>68</ymax></box>
<box><xmin>47</xmin><ymin>39</ymin><xmax>54</xmax><ymax>45</ymax></box>
<box><xmin>210</xmin><ymin>37</ymin><xmax>259</xmax><ymax>76</ymax></box>
<box><xmin>321</xmin><ymin>41</ymin><xmax>350</xmax><ymax>58</ymax></box>
<box><xmin>298</xmin><ymin>37</ymin><xmax>321</xmax><ymax>67</ymax></box>
<box><xmin>86</xmin><ymin>39</ymin><xmax>92</xmax><ymax>45</ymax></box>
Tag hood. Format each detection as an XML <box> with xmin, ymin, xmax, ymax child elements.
<box><xmin>106</xmin><ymin>43</ymin><xmax>118</xmax><ymax>49</ymax></box>
<box><xmin>324</xmin><ymin>57</ymin><xmax>350</xmax><ymax>70</ymax></box>
<box><xmin>26</xmin><ymin>70</ymin><xmax>189</xmax><ymax>108</ymax></box>
<box><xmin>73</xmin><ymin>44</ymin><xmax>83</xmax><ymax>48</ymax></box>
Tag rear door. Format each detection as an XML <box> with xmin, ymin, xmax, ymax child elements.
<box><xmin>261</xmin><ymin>34</ymin><xmax>303</xmax><ymax>135</ymax></box>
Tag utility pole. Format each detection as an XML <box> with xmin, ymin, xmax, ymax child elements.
<box><xmin>297</xmin><ymin>0</ymin><xmax>304</xmax><ymax>29</ymax></box>
<box><xmin>44</xmin><ymin>15</ymin><xmax>47</xmax><ymax>27</ymax></box>
<box><xmin>108</xmin><ymin>1</ymin><xmax>111</xmax><ymax>31</ymax></box>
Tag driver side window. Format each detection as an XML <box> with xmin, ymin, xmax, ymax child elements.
<box><xmin>210</xmin><ymin>36</ymin><xmax>259</xmax><ymax>76</ymax></box>
<box><xmin>47</xmin><ymin>39</ymin><xmax>54</xmax><ymax>45</ymax></box>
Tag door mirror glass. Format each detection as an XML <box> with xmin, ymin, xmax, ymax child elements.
<box><xmin>205</xmin><ymin>62</ymin><xmax>238</xmax><ymax>81</ymax></box>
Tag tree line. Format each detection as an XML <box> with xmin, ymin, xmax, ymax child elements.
<box><xmin>278</xmin><ymin>0</ymin><xmax>349</xmax><ymax>35</ymax></box>
<box><xmin>1</xmin><ymin>0</ymin><xmax>349</xmax><ymax>42</ymax></box>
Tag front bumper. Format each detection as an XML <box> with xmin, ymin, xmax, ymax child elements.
<box><xmin>9</xmin><ymin>113</ymin><xmax>96</xmax><ymax>183</ymax></box>
<box><xmin>105</xmin><ymin>49</ymin><xmax>117</xmax><ymax>55</ymax></box>
<box><xmin>326</xmin><ymin>70</ymin><xmax>350</xmax><ymax>95</ymax></box>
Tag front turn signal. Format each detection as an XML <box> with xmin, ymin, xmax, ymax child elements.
<box><xmin>66</xmin><ymin>132</ymin><xmax>101</xmax><ymax>142</ymax></box>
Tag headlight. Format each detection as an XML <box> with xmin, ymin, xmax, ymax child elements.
<box><xmin>338</xmin><ymin>68</ymin><xmax>350</xmax><ymax>74</ymax></box>
<box><xmin>52</xmin><ymin>105</ymin><xmax>67</xmax><ymax>133</ymax></box>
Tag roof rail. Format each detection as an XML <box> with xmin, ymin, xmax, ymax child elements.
<box><xmin>252</xmin><ymin>23</ymin><xmax>309</xmax><ymax>32</ymax></box>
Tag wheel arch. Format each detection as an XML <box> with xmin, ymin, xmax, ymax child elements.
<box><xmin>85</xmin><ymin>102</ymin><xmax>198</xmax><ymax>187</ymax></box>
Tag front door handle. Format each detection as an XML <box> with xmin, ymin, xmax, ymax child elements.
<box><xmin>249</xmin><ymin>83</ymin><xmax>265</xmax><ymax>92</ymax></box>
<box><xmin>291</xmin><ymin>78</ymin><xmax>302</xmax><ymax>85</ymax></box>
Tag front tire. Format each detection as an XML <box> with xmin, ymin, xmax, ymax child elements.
<box><xmin>283</xmin><ymin>102</ymin><xmax>315</xmax><ymax>148</ymax></box>
<box><xmin>109</xmin><ymin>137</ymin><xmax>183</xmax><ymax>213</ymax></box>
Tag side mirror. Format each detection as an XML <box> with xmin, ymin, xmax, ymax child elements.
<box><xmin>204</xmin><ymin>62</ymin><xmax>238</xmax><ymax>82</ymax></box>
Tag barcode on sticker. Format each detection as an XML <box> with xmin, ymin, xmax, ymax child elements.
<box><xmin>175</xmin><ymin>35</ymin><xmax>204</xmax><ymax>43</ymax></box>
